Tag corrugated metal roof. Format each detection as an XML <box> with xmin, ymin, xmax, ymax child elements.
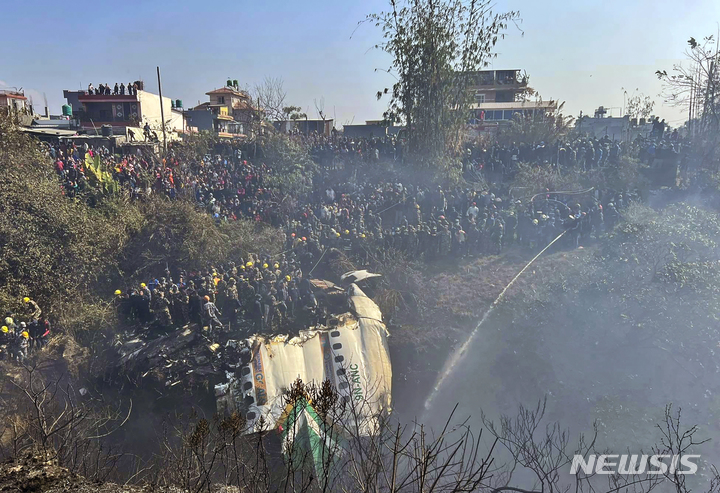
<box><xmin>20</xmin><ymin>127</ymin><xmax>77</xmax><ymax>137</ymax></box>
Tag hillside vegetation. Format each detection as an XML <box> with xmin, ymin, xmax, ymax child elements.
<box><xmin>0</xmin><ymin>117</ymin><xmax>281</xmax><ymax>339</ymax></box>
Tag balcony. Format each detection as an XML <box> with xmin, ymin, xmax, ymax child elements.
<box><xmin>470</xmin><ymin>70</ymin><xmax>527</xmax><ymax>88</ymax></box>
<box><xmin>77</xmin><ymin>92</ymin><xmax>139</xmax><ymax>103</ymax></box>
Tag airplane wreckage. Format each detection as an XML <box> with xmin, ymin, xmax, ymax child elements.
<box><xmin>113</xmin><ymin>271</ymin><xmax>392</xmax><ymax>438</ymax></box>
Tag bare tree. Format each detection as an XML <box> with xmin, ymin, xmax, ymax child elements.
<box><xmin>481</xmin><ymin>398</ymin><xmax>698</xmax><ymax>493</ymax></box>
<box><xmin>252</xmin><ymin>76</ymin><xmax>288</xmax><ymax>122</ymax></box>
<box><xmin>656</xmin><ymin>34</ymin><xmax>720</xmax><ymax>163</ymax></box>
<box><xmin>5</xmin><ymin>368</ymin><xmax>719</xmax><ymax>493</ymax></box>
<box><xmin>315</xmin><ymin>97</ymin><xmax>326</xmax><ymax>122</ymax></box>
<box><xmin>0</xmin><ymin>362</ymin><xmax>132</xmax><ymax>482</ymax></box>
<box><xmin>654</xmin><ymin>404</ymin><xmax>718</xmax><ymax>493</ymax></box>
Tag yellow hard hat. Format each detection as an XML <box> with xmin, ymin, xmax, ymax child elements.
<box><xmin>140</xmin><ymin>283</ymin><xmax>147</xmax><ymax>288</ymax></box>
<box><xmin>336</xmin><ymin>232</ymin><xmax>341</xmax><ymax>237</ymax></box>
<box><xmin>23</xmin><ymin>297</ymin><xmax>30</xmax><ymax>303</ymax></box>
<box><xmin>1</xmin><ymin>326</ymin><xmax>8</xmax><ymax>333</ymax></box>
<box><xmin>360</xmin><ymin>234</ymin><xmax>366</xmax><ymax>238</ymax></box>
<box><xmin>262</xmin><ymin>263</ymin><xmax>269</xmax><ymax>269</ymax></box>
<box><xmin>344</xmin><ymin>230</ymin><xmax>349</xmax><ymax>235</ymax></box>
<box><xmin>246</xmin><ymin>261</ymin><xmax>253</xmax><ymax>267</ymax></box>
<box><xmin>274</xmin><ymin>263</ymin><xmax>279</xmax><ymax>269</ymax></box>
<box><xmin>240</xmin><ymin>264</ymin><xmax>246</xmax><ymax>270</ymax></box>
<box><xmin>114</xmin><ymin>290</ymin><xmax>122</xmax><ymax>296</ymax></box>
<box><xmin>21</xmin><ymin>331</ymin><xmax>29</xmax><ymax>339</ymax></box>
<box><xmin>285</xmin><ymin>275</ymin><xmax>291</xmax><ymax>282</ymax></box>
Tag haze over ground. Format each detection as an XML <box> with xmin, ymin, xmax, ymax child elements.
<box><xmin>2</xmin><ymin>0</ymin><xmax>719</xmax><ymax>126</ymax></box>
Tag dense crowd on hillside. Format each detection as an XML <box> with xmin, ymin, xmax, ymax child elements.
<box><xmin>16</xmin><ymin>127</ymin><xmax>674</xmax><ymax>342</ymax></box>
<box><xmin>106</xmin><ymin>183</ymin><xmax>634</xmax><ymax>337</ymax></box>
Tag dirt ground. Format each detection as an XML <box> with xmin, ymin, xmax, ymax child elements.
<box><xmin>0</xmin><ymin>454</ymin><xmax>145</xmax><ymax>493</ymax></box>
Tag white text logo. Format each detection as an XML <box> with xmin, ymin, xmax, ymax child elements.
<box><xmin>570</xmin><ymin>455</ymin><xmax>700</xmax><ymax>475</ymax></box>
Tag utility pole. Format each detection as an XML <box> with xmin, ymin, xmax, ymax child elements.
<box><xmin>157</xmin><ymin>66</ymin><xmax>167</xmax><ymax>153</ymax></box>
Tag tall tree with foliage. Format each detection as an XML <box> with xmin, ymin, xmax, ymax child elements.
<box><xmin>369</xmin><ymin>0</ymin><xmax>519</xmax><ymax>166</ymax></box>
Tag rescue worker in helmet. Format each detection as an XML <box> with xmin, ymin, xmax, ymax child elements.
<box><xmin>0</xmin><ymin>326</ymin><xmax>9</xmax><ymax>360</ymax></box>
<box><xmin>23</xmin><ymin>297</ymin><xmax>42</xmax><ymax>321</ymax></box>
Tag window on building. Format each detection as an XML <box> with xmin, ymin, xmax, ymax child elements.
<box><xmin>218</xmin><ymin>96</ymin><xmax>225</xmax><ymax>104</ymax></box>
<box><xmin>474</xmin><ymin>92</ymin><xmax>485</xmax><ymax>103</ymax></box>
<box><xmin>496</xmin><ymin>91</ymin><xmax>514</xmax><ymax>102</ymax></box>
<box><xmin>493</xmin><ymin>110</ymin><xmax>504</xmax><ymax>120</ymax></box>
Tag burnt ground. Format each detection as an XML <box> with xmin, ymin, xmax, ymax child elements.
<box><xmin>0</xmin><ymin>455</ymin><xmax>251</xmax><ymax>493</ymax></box>
<box><xmin>0</xmin><ymin>454</ymin><xmax>156</xmax><ymax>493</ymax></box>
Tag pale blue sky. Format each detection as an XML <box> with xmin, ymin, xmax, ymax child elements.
<box><xmin>1</xmin><ymin>0</ymin><xmax>718</xmax><ymax>127</ymax></box>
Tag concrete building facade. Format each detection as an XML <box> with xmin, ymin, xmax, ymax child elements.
<box><xmin>0</xmin><ymin>90</ymin><xmax>30</xmax><ymax>113</ymax></box>
<box><xmin>66</xmin><ymin>86</ymin><xmax>178</xmax><ymax>136</ymax></box>
<box><xmin>185</xmin><ymin>82</ymin><xmax>255</xmax><ymax>138</ymax></box>
<box><xmin>466</xmin><ymin>69</ymin><xmax>558</xmax><ymax>128</ymax></box>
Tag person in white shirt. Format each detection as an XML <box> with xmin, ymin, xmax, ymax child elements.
<box><xmin>467</xmin><ymin>202</ymin><xmax>479</xmax><ymax>221</ymax></box>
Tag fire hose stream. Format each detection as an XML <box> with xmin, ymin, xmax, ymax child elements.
<box><xmin>423</xmin><ymin>229</ymin><xmax>568</xmax><ymax>414</ymax></box>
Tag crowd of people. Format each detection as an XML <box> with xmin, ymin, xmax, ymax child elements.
<box><xmin>28</xmin><ymin>127</ymin><xmax>661</xmax><ymax>346</ymax></box>
<box><xmin>0</xmin><ymin>298</ymin><xmax>50</xmax><ymax>362</ymax></box>
<box><xmin>114</xmin><ymin>254</ymin><xmax>328</xmax><ymax>336</ymax></box>
<box><xmin>87</xmin><ymin>82</ymin><xmax>139</xmax><ymax>96</ymax></box>
<box><xmin>106</xmin><ymin>173</ymin><xmax>638</xmax><ymax>335</ymax></box>
<box><xmin>294</xmin><ymin>128</ymin><xmax>687</xmax><ymax>178</ymax></box>
<box><xmin>108</xmin><ymin>186</ymin><xmax>636</xmax><ymax>337</ymax></box>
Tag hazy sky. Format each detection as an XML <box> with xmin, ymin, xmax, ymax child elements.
<box><xmin>2</xmin><ymin>0</ymin><xmax>719</xmax><ymax>128</ymax></box>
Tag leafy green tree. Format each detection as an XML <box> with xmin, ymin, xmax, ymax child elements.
<box><xmin>368</xmin><ymin>0</ymin><xmax>519</xmax><ymax>165</ymax></box>
<box><xmin>282</xmin><ymin>106</ymin><xmax>307</xmax><ymax>122</ymax></box>
<box><xmin>625</xmin><ymin>92</ymin><xmax>655</xmax><ymax>121</ymax></box>
<box><xmin>496</xmin><ymin>100</ymin><xmax>572</xmax><ymax>148</ymax></box>
<box><xmin>260</xmin><ymin>133</ymin><xmax>316</xmax><ymax>196</ymax></box>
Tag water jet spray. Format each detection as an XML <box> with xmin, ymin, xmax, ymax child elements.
<box><xmin>422</xmin><ymin>230</ymin><xmax>568</xmax><ymax>414</ymax></box>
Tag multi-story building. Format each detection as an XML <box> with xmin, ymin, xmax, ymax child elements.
<box><xmin>466</xmin><ymin>69</ymin><xmax>557</xmax><ymax>127</ymax></box>
<box><xmin>185</xmin><ymin>82</ymin><xmax>256</xmax><ymax>138</ymax></box>
<box><xmin>0</xmin><ymin>89</ymin><xmax>30</xmax><ymax>114</ymax></box>
<box><xmin>64</xmin><ymin>81</ymin><xmax>178</xmax><ymax>136</ymax></box>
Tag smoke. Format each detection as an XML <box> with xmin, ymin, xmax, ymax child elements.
<box><xmin>419</xmin><ymin>199</ymin><xmax>720</xmax><ymax>468</ymax></box>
